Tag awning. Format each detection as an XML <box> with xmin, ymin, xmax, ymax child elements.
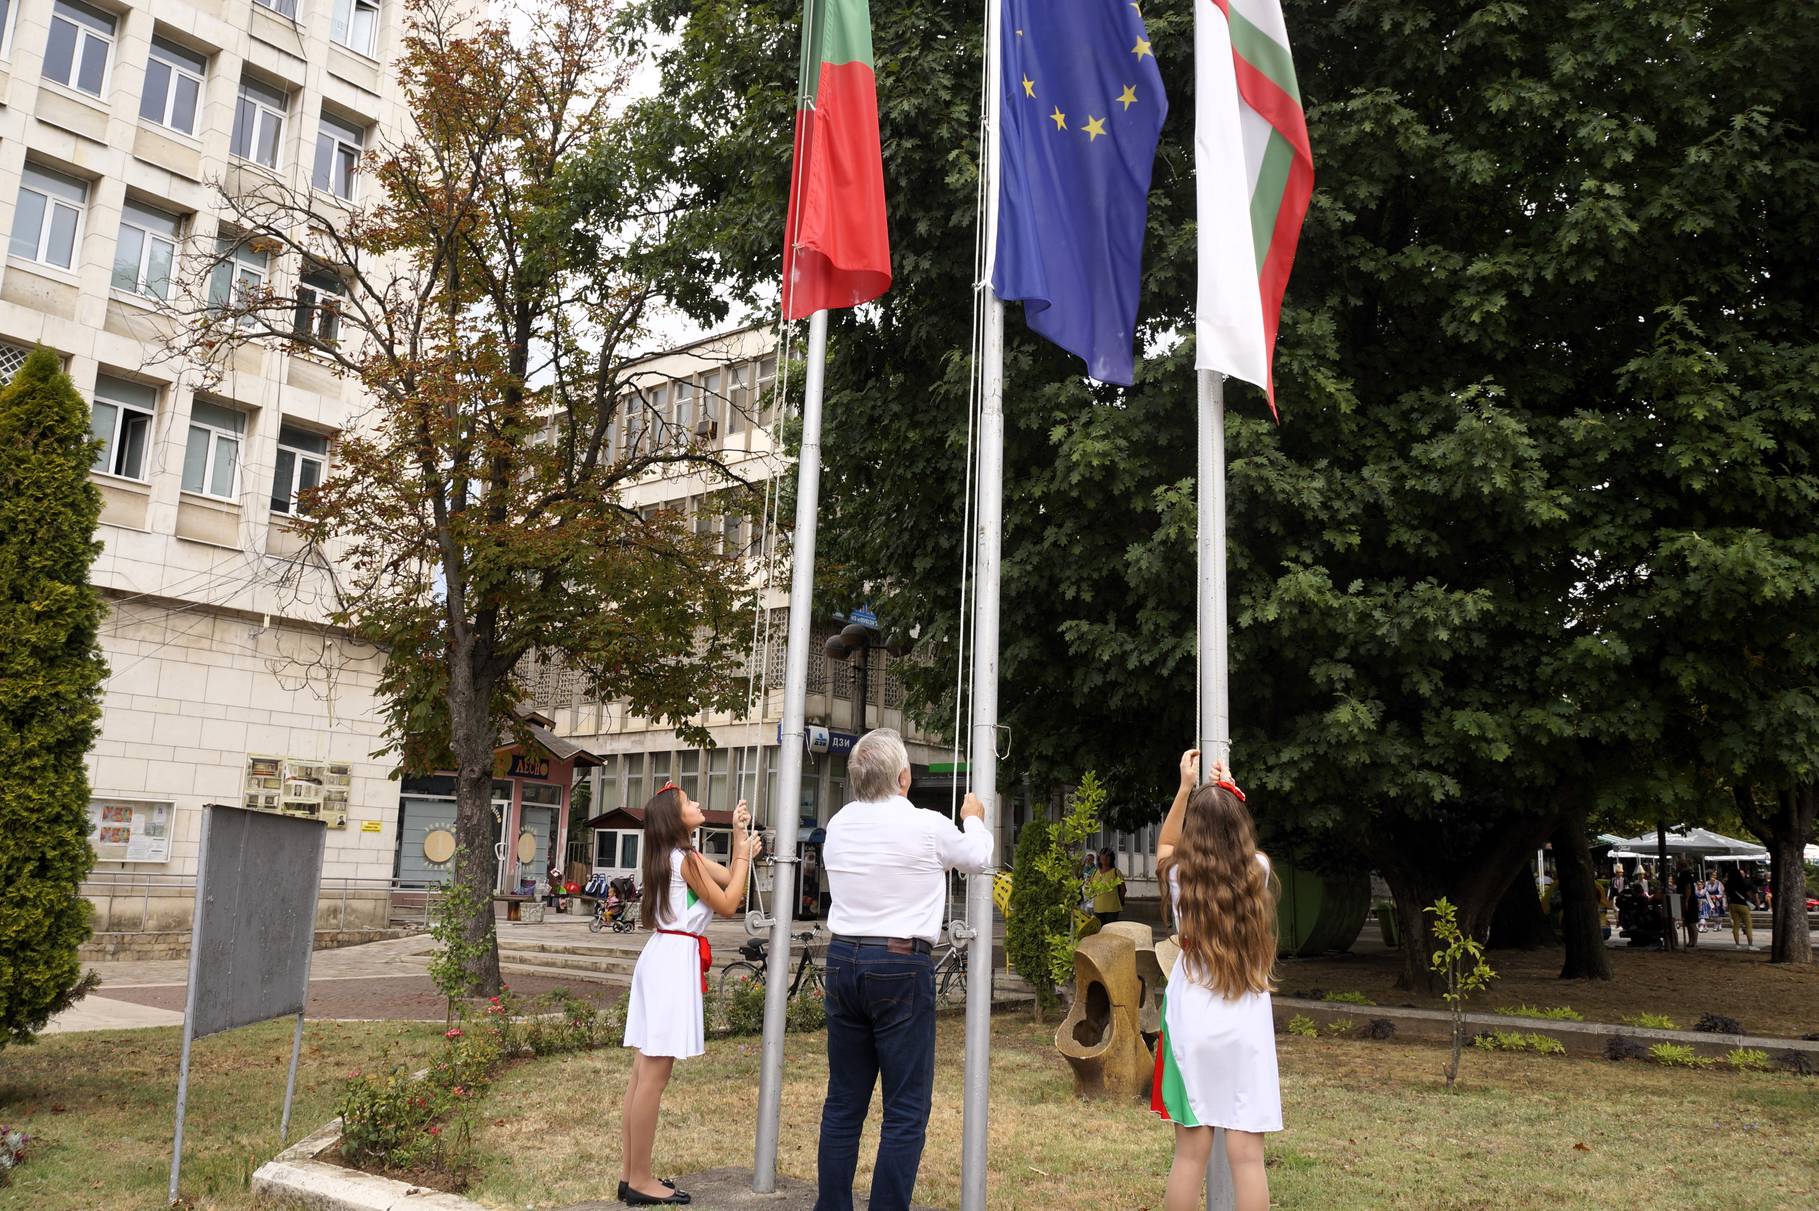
<box><xmin>1601</xmin><ymin>826</ymin><xmax>1768</xmax><ymax>861</ymax></box>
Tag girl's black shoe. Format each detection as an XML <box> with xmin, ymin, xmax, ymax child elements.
<box><xmin>618</xmin><ymin>1179</ymin><xmax>690</xmax><ymax>1205</ymax></box>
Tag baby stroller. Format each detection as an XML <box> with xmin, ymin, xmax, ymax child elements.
<box><xmin>587</xmin><ymin>875</ymin><xmax>640</xmax><ymax>933</ymax></box>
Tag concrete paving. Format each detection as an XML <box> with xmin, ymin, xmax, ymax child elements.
<box><xmin>557</xmin><ymin>1168</ymin><xmax>937</xmax><ymax>1211</ymax></box>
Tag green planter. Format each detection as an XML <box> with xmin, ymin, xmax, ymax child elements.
<box><xmin>1273</xmin><ymin>861</ymin><xmax>1371</xmax><ymax>957</ymax></box>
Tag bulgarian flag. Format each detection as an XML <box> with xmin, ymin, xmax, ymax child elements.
<box><xmin>781</xmin><ymin>0</ymin><xmax>892</xmax><ymax>320</ymax></box>
<box><xmin>1195</xmin><ymin>0</ymin><xmax>1312</xmax><ymax>410</ymax></box>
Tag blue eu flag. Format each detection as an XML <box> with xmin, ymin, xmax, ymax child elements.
<box><xmin>992</xmin><ymin>0</ymin><xmax>1168</xmax><ymax>386</ymax></box>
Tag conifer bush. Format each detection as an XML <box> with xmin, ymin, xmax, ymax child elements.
<box><xmin>0</xmin><ymin>349</ymin><xmax>106</xmax><ymax>1048</ymax></box>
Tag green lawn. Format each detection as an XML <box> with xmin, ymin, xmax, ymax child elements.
<box><xmin>4</xmin><ymin>1015</ymin><xmax>1815</xmax><ymax>1210</ymax></box>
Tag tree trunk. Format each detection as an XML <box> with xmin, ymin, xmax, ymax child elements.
<box><xmin>1487</xmin><ymin>871</ymin><xmax>1552</xmax><ymax>950</ymax></box>
<box><xmin>1766</xmin><ymin>787</ymin><xmax>1815</xmax><ymax>966</ymax></box>
<box><xmin>1380</xmin><ymin>866</ymin><xmax>1443</xmax><ymax>996</ymax></box>
<box><xmin>1553</xmin><ymin>803</ymin><xmax>1611</xmax><ymax>980</ymax></box>
<box><xmin>449</xmin><ymin>661</ymin><xmax>503</xmax><ymax>996</ymax></box>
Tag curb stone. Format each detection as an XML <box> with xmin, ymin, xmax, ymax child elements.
<box><xmin>251</xmin><ymin>1116</ymin><xmax>487</xmax><ymax>1211</ymax></box>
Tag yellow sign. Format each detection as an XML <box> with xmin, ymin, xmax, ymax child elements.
<box><xmin>992</xmin><ymin>873</ymin><xmax>1013</xmax><ymax>917</ymax></box>
<box><xmin>360</xmin><ymin>820</ymin><xmax>383</xmax><ymax>833</ymax></box>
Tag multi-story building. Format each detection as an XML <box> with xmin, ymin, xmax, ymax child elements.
<box><xmin>528</xmin><ymin>325</ymin><xmax>993</xmax><ymax>912</ymax></box>
<box><xmin>0</xmin><ymin>0</ymin><xmax>416</xmax><ymax>949</ymax></box>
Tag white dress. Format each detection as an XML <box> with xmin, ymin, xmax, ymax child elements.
<box><xmin>1152</xmin><ymin>860</ymin><xmax>1283</xmax><ymax>1133</ymax></box>
<box><xmin>623</xmin><ymin>849</ymin><xmax>713</xmax><ymax>1059</ymax></box>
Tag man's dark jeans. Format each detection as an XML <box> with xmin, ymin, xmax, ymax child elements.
<box><xmin>813</xmin><ymin>938</ymin><xmax>935</xmax><ymax>1211</ymax></box>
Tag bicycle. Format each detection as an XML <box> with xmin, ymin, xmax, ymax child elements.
<box><xmin>719</xmin><ymin>929</ymin><xmax>824</xmax><ymax>997</ymax></box>
<box><xmin>932</xmin><ymin>938</ymin><xmax>969</xmax><ymax>1007</ymax></box>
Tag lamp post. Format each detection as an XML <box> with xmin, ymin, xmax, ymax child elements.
<box><xmin>823</xmin><ymin>619</ymin><xmax>880</xmax><ymax>733</ymax></box>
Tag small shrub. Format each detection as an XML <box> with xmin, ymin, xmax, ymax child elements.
<box><xmin>1621</xmin><ymin>1012</ymin><xmax>1678</xmax><ymax>1031</ymax></box>
<box><xmin>1694</xmin><ymin>1013</ymin><xmax>1744</xmax><ymax>1036</ymax></box>
<box><xmin>1774</xmin><ymin>1049</ymin><xmax>1816</xmax><ymax>1076</ymax></box>
<box><xmin>0</xmin><ymin>1125</ymin><xmax>29</xmax><ymax>1185</ymax></box>
<box><xmin>1726</xmin><ymin>1048</ymin><xmax>1772</xmax><ymax>1073</ymax></box>
<box><xmin>1472</xmin><ymin>1030</ymin><xmax>1565</xmax><ymax>1055</ymax></box>
<box><xmin>1496</xmin><ymin>1004</ymin><xmax>1583</xmax><ymax>1021</ymax></box>
<box><xmin>1428</xmin><ymin>897</ymin><xmax>1494</xmax><ymax>1090</ymax></box>
<box><xmin>1605</xmin><ymin>1034</ymin><xmax>1648</xmax><ymax>1062</ymax></box>
<box><xmin>1285</xmin><ymin>1014</ymin><xmax>1319</xmax><ymax>1039</ymax></box>
<box><xmin>1364</xmin><ymin>1018</ymin><xmax>1396</xmax><ymax>1040</ymax></box>
<box><xmin>1648</xmin><ymin>1043</ymin><xmax>1708</xmax><ymax>1068</ymax></box>
<box><xmin>722</xmin><ymin>976</ymin><xmax>767</xmax><ymax>1036</ymax></box>
<box><xmin>1325</xmin><ymin>1017</ymin><xmax>1358</xmax><ymax>1037</ymax></box>
<box><xmin>1322</xmin><ymin>991</ymin><xmax>1375</xmax><ymax>1007</ymax></box>
<box><xmin>787</xmin><ymin>987</ymin><xmax>827</xmax><ymax>1033</ymax></box>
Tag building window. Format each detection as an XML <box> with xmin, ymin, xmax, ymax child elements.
<box><xmin>253</xmin><ymin>0</ymin><xmax>299</xmax><ymax>18</ymax></box>
<box><xmin>670</xmin><ymin>379</ymin><xmax>695</xmax><ymax>448</ymax></box>
<box><xmin>331</xmin><ymin>0</ymin><xmax>378</xmax><ymax>56</ymax></box>
<box><xmin>728</xmin><ymin>363</ymin><xmax>749</xmax><ymax>436</ymax></box>
<box><xmin>1</xmin><ymin>0</ymin><xmax>18</xmax><ymax>61</ymax></box>
<box><xmin>293</xmin><ymin>266</ymin><xmax>344</xmax><ymax>344</ymax></box>
<box><xmin>621</xmin><ymin>752</ymin><xmax>644</xmax><ymax>808</ymax></box>
<box><xmin>90</xmin><ymin>375</ymin><xmax>156</xmax><ymax>481</ymax></box>
<box><xmin>756</xmin><ymin>354</ymin><xmax>778</xmax><ymax>426</ymax></box>
<box><xmin>231</xmin><ymin>79</ymin><xmax>288</xmax><ymax>169</ymax></box>
<box><xmin>139</xmin><ymin>38</ymin><xmax>206</xmax><ymax>136</ymax></box>
<box><xmin>677</xmin><ymin>749</ymin><xmax>700</xmax><ymax>801</ymax></box>
<box><xmin>271</xmin><ymin>423</ymin><xmax>328</xmax><ymax>515</ymax></box>
<box><xmin>208</xmin><ymin>237</ymin><xmax>270</xmax><ymax>319</ymax></box>
<box><xmin>43</xmin><ymin>0</ymin><xmax>113</xmax><ymax>97</ymax></box>
<box><xmin>705</xmin><ymin>748</ymin><xmax>730</xmax><ymax>812</ymax></box>
<box><xmin>182</xmin><ymin>400</ymin><xmax>245</xmax><ymax>499</ymax></box>
<box><xmin>9</xmin><ymin>165</ymin><xmax>87</xmax><ymax>270</ymax></box>
<box><xmin>312</xmin><ymin>112</ymin><xmax>364</xmax><ymax>200</ymax></box>
<box><xmin>112</xmin><ymin>201</ymin><xmax>181</xmax><ymax>299</ymax></box>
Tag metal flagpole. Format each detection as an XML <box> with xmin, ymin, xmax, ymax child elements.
<box><xmin>168</xmin><ymin>807</ymin><xmax>214</xmax><ymax>1204</ymax></box>
<box><xmin>958</xmin><ymin>0</ymin><xmax>1005</xmax><ymax>1201</ymax></box>
<box><xmin>1196</xmin><ymin>368</ymin><xmax>1237</xmax><ymax>1210</ymax></box>
<box><xmin>751</xmin><ymin>307</ymin><xmax>828</xmax><ymax>1192</ymax></box>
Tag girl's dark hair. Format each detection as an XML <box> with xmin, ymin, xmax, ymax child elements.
<box><xmin>1097</xmin><ymin>848</ymin><xmax>1115</xmax><ymax>869</ymax></box>
<box><xmin>639</xmin><ymin>786</ymin><xmax>694</xmax><ymax>929</ymax></box>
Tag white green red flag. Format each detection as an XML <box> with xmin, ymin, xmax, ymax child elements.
<box><xmin>1194</xmin><ymin>0</ymin><xmax>1312</xmax><ymax>410</ymax></box>
<box><xmin>781</xmin><ymin>0</ymin><xmax>892</xmax><ymax>320</ymax></box>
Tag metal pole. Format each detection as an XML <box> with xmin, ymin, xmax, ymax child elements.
<box><xmin>279</xmin><ymin>1012</ymin><xmax>305</xmax><ymax>1143</ymax></box>
<box><xmin>1196</xmin><ymin>369</ymin><xmax>1236</xmax><ymax>1211</ymax></box>
<box><xmin>958</xmin><ymin>11</ymin><xmax>1008</xmax><ymax>1194</ymax></box>
<box><xmin>751</xmin><ymin>306</ymin><xmax>828</xmax><ymax>1192</ymax></box>
<box><xmin>169</xmin><ymin>808</ymin><xmax>215</xmax><ymax>1205</ymax></box>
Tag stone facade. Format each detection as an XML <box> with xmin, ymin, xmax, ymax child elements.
<box><xmin>0</xmin><ymin>0</ymin><xmax>416</xmax><ymax>935</ymax></box>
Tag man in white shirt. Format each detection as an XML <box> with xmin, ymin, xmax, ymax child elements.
<box><xmin>813</xmin><ymin>728</ymin><xmax>991</xmax><ymax>1211</ymax></box>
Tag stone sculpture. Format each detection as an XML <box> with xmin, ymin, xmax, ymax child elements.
<box><xmin>1055</xmin><ymin>926</ymin><xmax>1155</xmax><ymax>1100</ymax></box>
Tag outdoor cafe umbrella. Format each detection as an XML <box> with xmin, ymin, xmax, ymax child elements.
<box><xmin>1598</xmin><ymin>826</ymin><xmax>1769</xmax><ymax>861</ymax></box>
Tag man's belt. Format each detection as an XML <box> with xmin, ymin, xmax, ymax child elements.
<box><xmin>832</xmin><ymin>934</ymin><xmax>932</xmax><ymax>955</ymax></box>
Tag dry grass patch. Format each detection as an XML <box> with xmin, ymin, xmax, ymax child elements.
<box><xmin>467</xmin><ymin>1016</ymin><xmax>1819</xmax><ymax>1211</ymax></box>
<box><xmin>1284</xmin><ymin>944</ymin><xmax>1819</xmax><ymax>1038</ymax></box>
<box><xmin>0</xmin><ymin>1019</ymin><xmax>444</xmax><ymax>1211</ymax></box>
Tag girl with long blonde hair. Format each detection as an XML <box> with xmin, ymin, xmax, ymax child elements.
<box><xmin>1152</xmin><ymin>749</ymin><xmax>1281</xmax><ymax>1211</ymax></box>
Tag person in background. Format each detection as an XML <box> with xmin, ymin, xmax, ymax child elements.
<box><xmin>1724</xmin><ymin>864</ymin><xmax>1757</xmax><ymax>950</ymax></box>
<box><xmin>1675</xmin><ymin>863</ymin><xmax>1699</xmax><ymax>947</ymax></box>
<box><xmin>1092</xmin><ymin>847</ymin><xmax>1126</xmax><ymax>924</ymax></box>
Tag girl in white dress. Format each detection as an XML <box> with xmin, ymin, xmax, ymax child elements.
<box><xmin>1152</xmin><ymin>749</ymin><xmax>1281</xmax><ymax>1211</ymax></box>
<box><xmin>618</xmin><ymin>783</ymin><xmax>762</xmax><ymax>1207</ymax></box>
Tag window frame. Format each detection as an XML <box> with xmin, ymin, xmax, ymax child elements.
<box><xmin>230</xmin><ymin>78</ymin><xmax>288</xmax><ymax>170</ymax></box>
<box><xmin>330</xmin><ymin>0</ymin><xmax>379</xmax><ymax>57</ymax></box>
<box><xmin>181</xmin><ymin>399</ymin><xmax>246</xmax><ymax>501</ymax></box>
<box><xmin>42</xmin><ymin>0</ymin><xmax>114</xmax><ymax>98</ymax></box>
<box><xmin>10</xmin><ymin>164</ymin><xmax>88</xmax><ymax>271</ymax></box>
<box><xmin>252</xmin><ymin>0</ymin><xmax>299</xmax><ymax>18</ymax></box>
<box><xmin>207</xmin><ymin>236</ymin><xmax>271</xmax><ymax>320</ymax></box>
<box><xmin>312</xmin><ymin>112</ymin><xmax>365</xmax><ymax>200</ymax></box>
<box><xmin>90</xmin><ymin>375</ymin><xmax>157</xmax><ymax>483</ymax></box>
<box><xmin>293</xmin><ymin>265</ymin><xmax>345</xmax><ymax>345</ymax></box>
<box><xmin>139</xmin><ymin>37</ymin><xmax>207</xmax><ymax>137</ymax></box>
<box><xmin>1</xmin><ymin>0</ymin><xmax>17</xmax><ymax>61</ymax></box>
<box><xmin>112</xmin><ymin>200</ymin><xmax>182</xmax><ymax>300</ymax></box>
<box><xmin>271</xmin><ymin>422</ymin><xmax>329</xmax><ymax>516</ymax></box>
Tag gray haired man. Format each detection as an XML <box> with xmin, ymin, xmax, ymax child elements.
<box><xmin>814</xmin><ymin>728</ymin><xmax>991</xmax><ymax>1211</ymax></box>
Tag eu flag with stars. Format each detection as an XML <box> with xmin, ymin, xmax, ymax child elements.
<box><xmin>992</xmin><ymin>0</ymin><xmax>1167</xmax><ymax>386</ymax></box>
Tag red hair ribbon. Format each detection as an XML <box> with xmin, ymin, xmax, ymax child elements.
<box><xmin>658</xmin><ymin>781</ymin><xmax>680</xmax><ymax>795</ymax></box>
<box><xmin>1214</xmin><ymin>779</ymin><xmax>1246</xmax><ymax>802</ymax></box>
